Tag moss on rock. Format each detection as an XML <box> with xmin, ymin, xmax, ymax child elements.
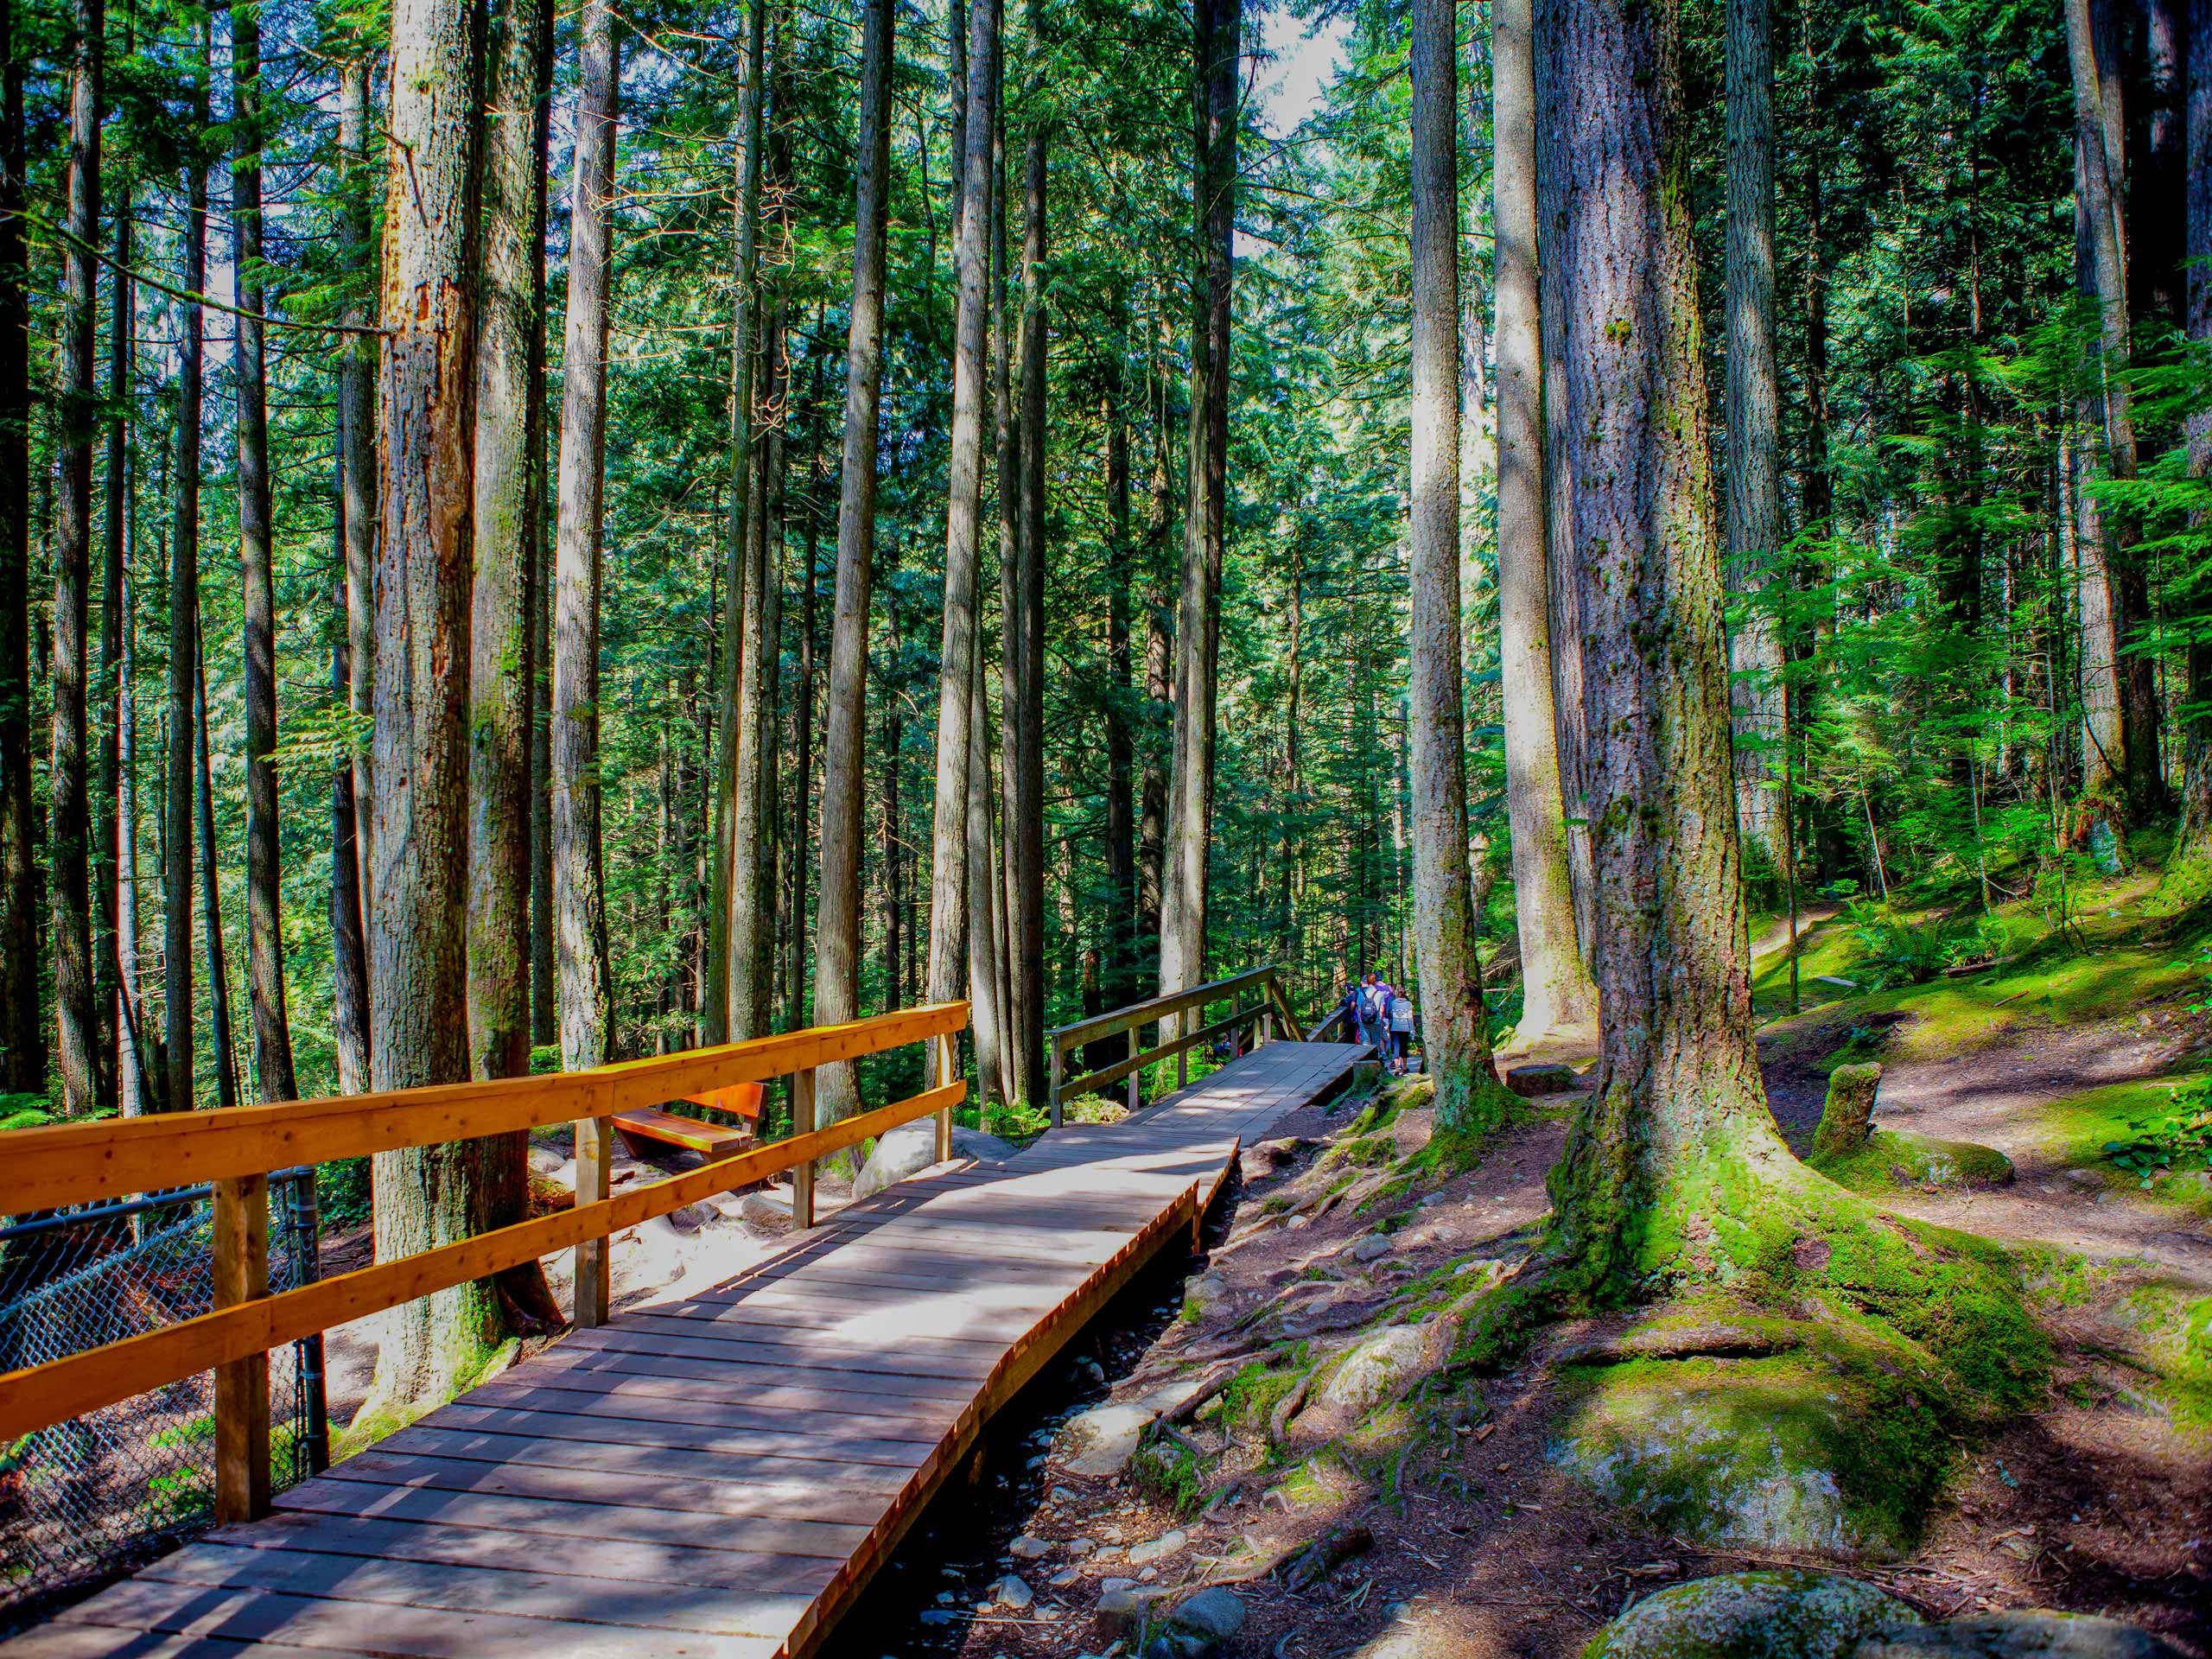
<box><xmin>1813</xmin><ymin>1128</ymin><xmax>2015</xmax><ymax>1194</ymax></box>
<box><xmin>1553</xmin><ymin>1329</ymin><xmax>1956</xmax><ymax>1557</ymax></box>
<box><xmin>1581</xmin><ymin>1570</ymin><xmax>1921</xmax><ymax>1658</ymax></box>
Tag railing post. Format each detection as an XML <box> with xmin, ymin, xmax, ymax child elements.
<box><xmin>933</xmin><ymin>1031</ymin><xmax>957</xmax><ymax>1162</ymax></box>
<box><xmin>791</xmin><ymin>1066</ymin><xmax>817</xmax><ymax>1230</ymax></box>
<box><xmin>212</xmin><ymin>1173</ymin><xmax>270</xmax><ymax>1524</ymax></box>
<box><xmin>1048</xmin><ymin>1038</ymin><xmax>1064</xmax><ymax>1130</ymax></box>
<box><xmin>574</xmin><ymin>1083</ymin><xmax>614</xmax><ymax>1328</ymax></box>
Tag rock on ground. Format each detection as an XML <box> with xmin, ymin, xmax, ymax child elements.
<box><xmin>1850</xmin><ymin>1612</ymin><xmax>2188</xmax><ymax>1658</ymax></box>
<box><xmin>1813</xmin><ymin>1063</ymin><xmax>1885</xmax><ymax>1158</ymax></box>
<box><xmin>1506</xmin><ymin>1062</ymin><xmax>1580</xmax><ymax>1097</ymax></box>
<box><xmin>1582</xmin><ymin>1571</ymin><xmax>1922</xmax><ymax>1658</ymax></box>
<box><xmin>1313</xmin><ymin>1322</ymin><xmax>1446</xmax><ymax>1419</ymax></box>
<box><xmin>851</xmin><ymin>1122</ymin><xmax>1014</xmax><ymax>1200</ymax></box>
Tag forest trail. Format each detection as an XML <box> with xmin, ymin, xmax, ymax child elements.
<box><xmin>8</xmin><ymin>1042</ymin><xmax>1370</xmax><ymax>1659</ymax></box>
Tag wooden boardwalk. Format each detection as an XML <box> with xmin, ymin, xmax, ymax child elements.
<box><xmin>12</xmin><ymin>1040</ymin><xmax>1368</xmax><ymax>1659</ymax></box>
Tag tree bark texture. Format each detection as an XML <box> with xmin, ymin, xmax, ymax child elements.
<box><xmin>0</xmin><ymin>4</ymin><xmax>35</xmax><ymax>1096</ymax></box>
<box><xmin>1160</xmin><ymin>0</ymin><xmax>1238</xmax><ymax>1023</ymax></box>
<box><xmin>1011</xmin><ymin>0</ymin><xmax>1048</xmax><ymax>1102</ymax></box>
<box><xmin>194</xmin><ymin>620</ymin><xmax>239</xmax><ymax>1111</ymax></box>
<box><xmin>812</xmin><ymin>0</ymin><xmax>896</xmax><ymax>1131</ymax></box>
<box><xmin>2179</xmin><ymin>0</ymin><xmax>2211</xmax><ymax>852</ymax></box>
<box><xmin>1491</xmin><ymin>0</ymin><xmax>1597</xmax><ymax>1048</ymax></box>
<box><xmin>232</xmin><ymin>0</ymin><xmax>297</xmax><ymax>1103</ymax></box>
<box><xmin>554</xmin><ymin>0</ymin><xmax>619</xmax><ymax>1073</ymax></box>
<box><xmin>926</xmin><ymin>0</ymin><xmax>1000</xmax><ymax>1021</ymax></box>
<box><xmin>1408</xmin><ymin>0</ymin><xmax>1497</xmax><ymax>1128</ymax></box>
<box><xmin>163</xmin><ymin>34</ymin><xmax>209</xmax><ymax>1116</ymax></box>
<box><xmin>366</xmin><ymin>0</ymin><xmax>519</xmax><ymax>1414</ymax></box>
<box><xmin>99</xmin><ymin>158</ymin><xmax>134</xmax><ymax>1107</ymax></box>
<box><xmin>470</xmin><ymin>0</ymin><xmax>552</xmax><ymax>1084</ymax></box>
<box><xmin>50</xmin><ymin>0</ymin><xmax>103</xmax><ymax>1114</ymax></box>
<box><xmin>717</xmin><ymin>0</ymin><xmax>769</xmax><ymax>1043</ymax></box>
<box><xmin>1536</xmin><ymin>0</ymin><xmax>1791</xmax><ymax>1281</ymax></box>
<box><xmin>340</xmin><ymin>54</ymin><xmax>377</xmax><ymax>893</ymax></box>
<box><xmin>1725</xmin><ymin>0</ymin><xmax>1787</xmax><ymax>875</ymax></box>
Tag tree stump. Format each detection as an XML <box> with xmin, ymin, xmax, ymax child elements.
<box><xmin>1812</xmin><ymin>1062</ymin><xmax>1883</xmax><ymax>1159</ymax></box>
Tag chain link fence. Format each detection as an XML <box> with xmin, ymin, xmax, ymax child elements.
<box><xmin>0</xmin><ymin>1172</ymin><xmax>327</xmax><ymax>1617</ymax></box>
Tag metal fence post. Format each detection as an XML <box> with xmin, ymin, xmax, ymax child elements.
<box><xmin>288</xmin><ymin>1172</ymin><xmax>329</xmax><ymax>1476</ymax></box>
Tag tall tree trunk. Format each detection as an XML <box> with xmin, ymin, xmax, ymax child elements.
<box><xmin>783</xmin><ymin>373</ymin><xmax>823</xmax><ymax>1032</ymax></box>
<box><xmin>2177</xmin><ymin>0</ymin><xmax>2211</xmax><ymax>851</ymax></box>
<box><xmin>1725</xmin><ymin>0</ymin><xmax>1786</xmax><ymax>875</ymax></box>
<box><xmin>117</xmin><ymin>569</ymin><xmax>144</xmax><ymax>1113</ymax></box>
<box><xmin>927</xmin><ymin>0</ymin><xmax>998</xmax><ymax>1027</ymax></box>
<box><xmin>992</xmin><ymin>97</ymin><xmax>1029</xmax><ymax>1078</ymax></box>
<box><xmin>554</xmin><ymin>0</ymin><xmax>618</xmax><ymax>1072</ymax></box>
<box><xmin>0</xmin><ymin>0</ymin><xmax>35</xmax><ymax>1096</ymax></box>
<box><xmin>1138</xmin><ymin>308</ymin><xmax>1172</xmax><ymax>961</ymax></box>
<box><xmin>232</xmin><ymin>0</ymin><xmax>296</xmax><ymax>1103</ymax></box>
<box><xmin>99</xmin><ymin>163</ymin><xmax>133</xmax><ymax>1104</ymax></box>
<box><xmin>1160</xmin><ymin>0</ymin><xmax>1238</xmax><ymax>1023</ymax></box>
<box><xmin>1408</xmin><ymin>0</ymin><xmax>1498</xmax><ymax>1128</ymax></box>
<box><xmin>1103</xmin><ymin>321</ymin><xmax>1137</xmax><ymax>1023</ymax></box>
<box><xmin>339</xmin><ymin>50</ymin><xmax>377</xmax><ymax>935</ymax></box>
<box><xmin>966</xmin><ymin>650</ymin><xmax>1005</xmax><ymax>1101</ymax></box>
<box><xmin>713</xmin><ymin>0</ymin><xmax>767</xmax><ymax>1044</ymax></box>
<box><xmin>50</xmin><ymin>0</ymin><xmax>104</xmax><ymax>1114</ymax></box>
<box><xmin>330</xmin><ymin>557</ymin><xmax>370</xmax><ymax>1096</ymax></box>
<box><xmin>163</xmin><ymin>27</ymin><xmax>209</xmax><ymax>1116</ymax></box>
<box><xmin>2065</xmin><ymin>0</ymin><xmax>2163</xmax><ymax>823</ymax></box>
<box><xmin>365</xmin><ymin>0</ymin><xmax>514</xmax><ymax>1421</ymax></box>
<box><xmin>470</xmin><ymin>0</ymin><xmax>551</xmax><ymax>1083</ymax></box>
<box><xmin>1010</xmin><ymin>0</ymin><xmax>1048</xmax><ymax>1097</ymax></box>
<box><xmin>1492</xmin><ymin>0</ymin><xmax>1596</xmax><ymax>1048</ymax></box>
<box><xmin>812</xmin><ymin>0</ymin><xmax>895</xmax><ymax>1134</ymax></box>
<box><xmin>1538</xmin><ymin>0</ymin><xmax>1786</xmax><ymax>1281</ymax></box>
<box><xmin>2137</xmin><ymin>0</ymin><xmax>2187</xmax><ymax>332</ymax></box>
<box><xmin>461</xmin><ymin>0</ymin><xmax>559</xmax><ymax>1328</ymax></box>
<box><xmin>195</xmin><ymin>618</ymin><xmax>239</xmax><ymax>1111</ymax></box>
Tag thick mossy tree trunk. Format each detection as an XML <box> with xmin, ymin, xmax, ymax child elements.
<box><xmin>812</xmin><ymin>0</ymin><xmax>895</xmax><ymax>1136</ymax></box>
<box><xmin>2178</xmin><ymin>0</ymin><xmax>2209</xmax><ymax>852</ymax></box>
<box><xmin>1407</xmin><ymin>0</ymin><xmax>1500</xmax><ymax>1129</ymax></box>
<box><xmin>361</xmin><ymin>0</ymin><xmax>529</xmax><ymax>1434</ymax></box>
<box><xmin>1491</xmin><ymin>0</ymin><xmax>1597</xmax><ymax>1050</ymax></box>
<box><xmin>1535</xmin><ymin>0</ymin><xmax>1795</xmax><ymax>1286</ymax></box>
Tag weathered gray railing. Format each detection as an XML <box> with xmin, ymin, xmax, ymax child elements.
<box><xmin>1045</xmin><ymin>965</ymin><xmax>1304</xmax><ymax>1127</ymax></box>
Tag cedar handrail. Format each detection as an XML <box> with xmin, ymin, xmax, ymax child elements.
<box><xmin>1045</xmin><ymin>965</ymin><xmax>1303</xmax><ymax>1126</ymax></box>
<box><xmin>0</xmin><ymin>1001</ymin><xmax>969</xmax><ymax>1523</ymax></box>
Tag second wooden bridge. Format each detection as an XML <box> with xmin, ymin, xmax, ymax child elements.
<box><xmin>2</xmin><ymin>969</ymin><xmax>1369</xmax><ymax>1659</ymax></box>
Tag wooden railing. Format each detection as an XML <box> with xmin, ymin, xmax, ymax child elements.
<box><xmin>1045</xmin><ymin>965</ymin><xmax>1302</xmax><ymax>1127</ymax></box>
<box><xmin>0</xmin><ymin>1001</ymin><xmax>967</xmax><ymax>1524</ymax></box>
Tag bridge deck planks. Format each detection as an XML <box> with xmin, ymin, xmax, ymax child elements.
<box><xmin>22</xmin><ymin>1041</ymin><xmax>1364</xmax><ymax>1659</ymax></box>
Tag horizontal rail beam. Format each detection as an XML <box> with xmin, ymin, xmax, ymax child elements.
<box><xmin>0</xmin><ymin>1079</ymin><xmax>966</xmax><ymax>1442</ymax></box>
<box><xmin>1055</xmin><ymin>1001</ymin><xmax>1266</xmax><ymax>1104</ymax></box>
<box><xmin>1046</xmin><ymin>966</ymin><xmax>1277</xmax><ymax>1056</ymax></box>
<box><xmin>3</xmin><ymin>1002</ymin><xmax>967</xmax><ymax>1213</ymax></box>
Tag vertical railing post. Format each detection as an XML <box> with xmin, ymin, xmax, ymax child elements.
<box><xmin>212</xmin><ymin>1173</ymin><xmax>271</xmax><ymax>1524</ymax></box>
<box><xmin>1127</xmin><ymin>1021</ymin><xmax>1141</xmax><ymax>1116</ymax></box>
<box><xmin>933</xmin><ymin>1029</ymin><xmax>957</xmax><ymax>1162</ymax></box>
<box><xmin>1048</xmin><ymin>1036</ymin><xmax>1064</xmax><ymax>1129</ymax></box>
<box><xmin>288</xmin><ymin>1171</ymin><xmax>330</xmax><ymax>1477</ymax></box>
<box><xmin>574</xmin><ymin>1081</ymin><xmax>614</xmax><ymax>1328</ymax></box>
<box><xmin>791</xmin><ymin>1066</ymin><xmax>817</xmax><ymax>1230</ymax></box>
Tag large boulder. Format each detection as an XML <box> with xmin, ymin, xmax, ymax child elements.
<box><xmin>851</xmin><ymin>1122</ymin><xmax>1014</xmax><ymax>1200</ymax></box>
<box><xmin>1851</xmin><ymin>1613</ymin><xmax>2187</xmax><ymax>1658</ymax></box>
<box><xmin>1813</xmin><ymin>1064</ymin><xmax>1885</xmax><ymax>1159</ymax></box>
<box><xmin>1583</xmin><ymin>1571</ymin><xmax>1921</xmax><ymax>1659</ymax></box>
<box><xmin>1553</xmin><ymin>1348</ymin><xmax>1948</xmax><ymax>1559</ymax></box>
<box><xmin>1506</xmin><ymin>1062</ymin><xmax>1580</xmax><ymax>1097</ymax></box>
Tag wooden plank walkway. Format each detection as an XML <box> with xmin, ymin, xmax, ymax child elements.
<box><xmin>11</xmin><ymin>1040</ymin><xmax>1369</xmax><ymax>1659</ymax></box>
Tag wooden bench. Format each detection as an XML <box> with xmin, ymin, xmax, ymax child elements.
<box><xmin>613</xmin><ymin>1083</ymin><xmax>763</xmax><ymax>1160</ymax></box>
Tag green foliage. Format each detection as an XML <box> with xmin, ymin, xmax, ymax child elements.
<box><xmin>1840</xmin><ymin>899</ymin><xmax>2001</xmax><ymax>990</ymax></box>
<box><xmin>2100</xmin><ymin>1081</ymin><xmax>2212</xmax><ymax>1191</ymax></box>
<box><xmin>317</xmin><ymin>1158</ymin><xmax>373</xmax><ymax>1227</ymax></box>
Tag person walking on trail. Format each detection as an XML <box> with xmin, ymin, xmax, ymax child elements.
<box><xmin>1356</xmin><ymin>969</ymin><xmax>1389</xmax><ymax>1055</ymax></box>
<box><xmin>1334</xmin><ymin>978</ymin><xmax>1361</xmax><ymax>1043</ymax></box>
<box><xmin>1388</xmin><ymin>985</ymin><xmax>1415</xmax><ymax>1075</ymax></box>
